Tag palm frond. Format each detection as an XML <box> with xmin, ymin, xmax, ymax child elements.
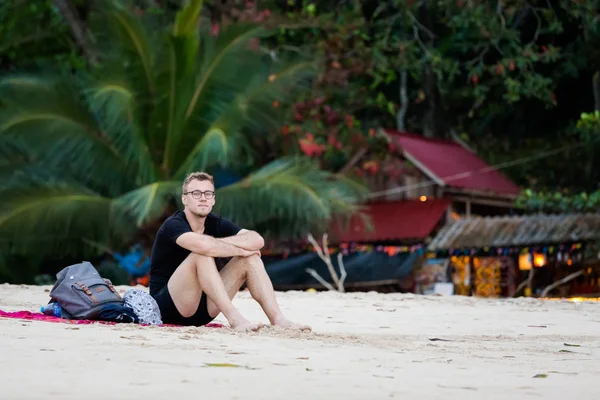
<box><xmin>0</xmin><ymin>136</ymin><xmax>28</xmax><ymax>168</ymax></box>
<box><xmin>0</xmin><ymin>74</ymin><xmax>92</xmax><ymax>128</ymax></box>
<box><xmin>0</xmin><ymin>74</ymin><xmax>56</xmax><ymax>106</ymax></box>
<box><xmin>324</xmin><ymin>173</ymin><xmax>370</xmax><ymax>214</ymax></box>
<box><xmin>113</xmin><ymin>180</ymin><xmax>180</xmax><ymax>227</ymax></box>
<box><xmin>0</xmin><ymin>111</ymin><xmax>135</xmax><ymax>196</ymax></box>
<box><xmin>184</xmin><ymin>23</ymin><xmax>268</xmax><ymax>120</ymax></box>
<box><xmin>0</xmin><ymin>160</ymin><xmax>69</xmax><ymax>191</ymax></box>
<box><xmin>138</xmin><ymin>0</ymin><xmax>205</xmax><ymax>173</ymax></box>
<box><xmin>92</xmin><ymin>1</ymin><xmax>160</xmax><ymax>149</ymax></box>
<box><xmin>0</xmin><ymin>181</ymin><xmax>121</xmax><ymax>258</ymax></box>
<box><xmin>174</xmin><ymin>127</ymin><xmax>241</xmax><ymax>177</ymax></box>
<box><xmin>158</xmin><ymin>33</ymin><xmax>201</xmax><ymax>173</ymax></box>
<box><xmin>97</xmin><ymin>2</ymin><xmax>157</xmax><ymax>98</ymax></box>
<box><xmin>87</xmin><ymin>79</ymin><xmax>157</xmax><ymax>184</ymax></box>
<box><xmin>174</xmin><ymin>56</ymin><xmax>314</xmax><ymax>177</ymax></box>
<box><xmin>173</xmin><ymin>0</ymin><xmax>204</xmax><ymax>36</ymax></box>
<box><xmin>213</xmin><ymin>157</ymin><xmax>367</xmax><ymax>239</ymax></box>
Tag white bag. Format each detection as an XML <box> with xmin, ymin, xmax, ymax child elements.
<box><xmin>123</xmin><ymin>288</ymin><xmax>163</xmax><ymax>325</ymax></box>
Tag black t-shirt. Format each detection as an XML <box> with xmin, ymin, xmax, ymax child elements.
<box><xmin>148</xmin><ymin>209</ymin><xmax>241</xmax><ymax>296</ymax></box>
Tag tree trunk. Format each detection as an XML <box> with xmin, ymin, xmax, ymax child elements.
<box><xmin>420</xmin><ymin>3</ymin><xmax>440</xmax><ymax>138</ymax></box>
<box><xmin>53</xmin><ymin>0</ymin><xmax>98</xmax><ymax>66</ymax></box>
<box><xmin>396</xmin><ymin>69</ymin><xmax>408</xmax><ymax>131</ymax></box>
<box><xmin>422</xmin><ymin>66</ymin><xmax>436</xmax><ymax>138</ymax></box>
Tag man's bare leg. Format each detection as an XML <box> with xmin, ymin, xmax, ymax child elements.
<box><xmin>207</xmin><ymin>254</ymin><xmax>311</xmax><ymax>331</ymax></box>
<box><xmin>167</xmin><ymin>253</ymin><xmax>262</xmax><ymax>331</ymax></box>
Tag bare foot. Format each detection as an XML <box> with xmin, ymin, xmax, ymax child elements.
<box><xmin>229</xmin><ymin>317</ymin><xmax>263</xmax><ymax>332</ymax></box>
<box><xmin>272</xmin><ymin>318</ymin><xmax>312</xmax><ymax>332</ymax></box>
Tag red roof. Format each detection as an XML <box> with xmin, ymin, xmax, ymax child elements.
<box><xmin>388</xmin><ymin>130</ymin><xmax>521</xmax><ymax>197</ymax></box>
<box><xmin>331</xmin><ymin>199</ymin><xmax>451</xmax><ymax>243</ymax></box>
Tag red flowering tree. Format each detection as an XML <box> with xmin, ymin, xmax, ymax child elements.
<box><xmin>203</xmin><ymin>0</ymin><xmax>571</xmax><ymax>187</ymax></box>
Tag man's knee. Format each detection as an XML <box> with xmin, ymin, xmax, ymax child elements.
<box><xmin>234</xmin><ymin>254</ymin><xmax>263</xmax><ymax>267</ymax></box>
<box><xmin>188</xmin><ymin>252</ymin><xmax>216</xmax><ymax>268</ymax></box>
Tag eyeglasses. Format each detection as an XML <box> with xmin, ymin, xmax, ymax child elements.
<box><xmin>183</xmin><ymin>190</ymin><xmax>215</xmax><ymax>199</ymax></box>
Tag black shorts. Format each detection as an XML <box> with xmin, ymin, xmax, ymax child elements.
<box><xmin>152</xmin><ymin>285</ymin><xmax>216</xmax><ymax>326</ymax></box>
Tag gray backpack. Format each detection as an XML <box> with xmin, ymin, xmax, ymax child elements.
<box><xmin>49</xmin><ymin>261</ymin><xmax>124</xmax><ymax>319</ymax></box>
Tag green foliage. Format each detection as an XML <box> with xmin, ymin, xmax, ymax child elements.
<box><xmin>576</xmin><ymin>111</ymin><xmax>600</xmax><ymax>140</ymax></box>
<box><xmin>258</xmin><ymin>1</ymin><xmax>563</xmax><ymax>131</ymax></box>
<box><xmin>0</xmin><ymin>1</ymin><xmax>366</xmax><ymax>261</ymax></box>
<box><xmin>0</xmin><ymin>1</ymin><xmax>85</xmax><ymax>70</ymax></box>
<box><xmin>516</xmin><ymin>189</ymin><xmax>600</xmax><ymax>213</ymax></box>
<box><xmin>516</xmin><ymin>110</ymin><xmax>600</xmax><ymax>212</ymax></box>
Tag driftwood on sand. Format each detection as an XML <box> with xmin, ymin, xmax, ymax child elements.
<box><xmin>305</xmin><ymin>233</ymin><xmax>347</xmax><ymax>292</ymax></box>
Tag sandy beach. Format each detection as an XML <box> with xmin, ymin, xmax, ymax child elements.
<box><xmin>0</xmin><ymin>283</ymin><xmax>599</xmax><ymax>400</ymax></box>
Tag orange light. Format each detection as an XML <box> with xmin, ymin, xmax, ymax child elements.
<box><xmin>533</xmin><ymin>253</ymin><xmax>546</xmax><ymax>267</ymax></box>
<box><xmin>519</xmin><ymin>254</ymin><xmax>532</xmax><ymax>270</ymax></box>
<box><xmin>420</xmin><ymin>195</ymin><xmax>427</xmax><ymax>202</ymax></box>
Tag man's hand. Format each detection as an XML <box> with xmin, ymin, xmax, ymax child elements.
<box><xmin>219</xmin><ymin>230</ymin><xmax>264</xmax><ymax>251</ymax></box>
<box><xmin>177</xmin><ymin>233</ymin><xmax>256</xmax><ymax>258</ymax></box>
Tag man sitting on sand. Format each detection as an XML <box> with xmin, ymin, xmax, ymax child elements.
<box><xmin>149</xmin><ymin>172</ymin><xmax>311</xmax><ymax>332</ymax></box>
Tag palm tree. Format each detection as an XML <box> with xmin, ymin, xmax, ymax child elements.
<box><xmin>0</xmin><ymin>0</ymin><xmax>366</xmax><ymax>262</ymax></box>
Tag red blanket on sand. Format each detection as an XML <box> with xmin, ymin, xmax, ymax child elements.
<box><xmin>0</xmin><ymin>310</ymin><xmax>223</xmax><ymax>328</ymax></box>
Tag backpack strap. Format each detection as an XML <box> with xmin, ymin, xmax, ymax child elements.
<box><xmin>103</xmin><ymin>279</ymin><xmax>122</xmax><ymax>300</ymax></box>
<box><xmin>75</xmin><ymin>282</ymin><xmax>99</xmax><ymax>303</ymax></box>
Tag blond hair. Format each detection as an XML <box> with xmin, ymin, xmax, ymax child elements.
<box><xmin>182</xmin><ymin>172</ymin><xmax>214</xmax><ymax>193</ymax></box>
